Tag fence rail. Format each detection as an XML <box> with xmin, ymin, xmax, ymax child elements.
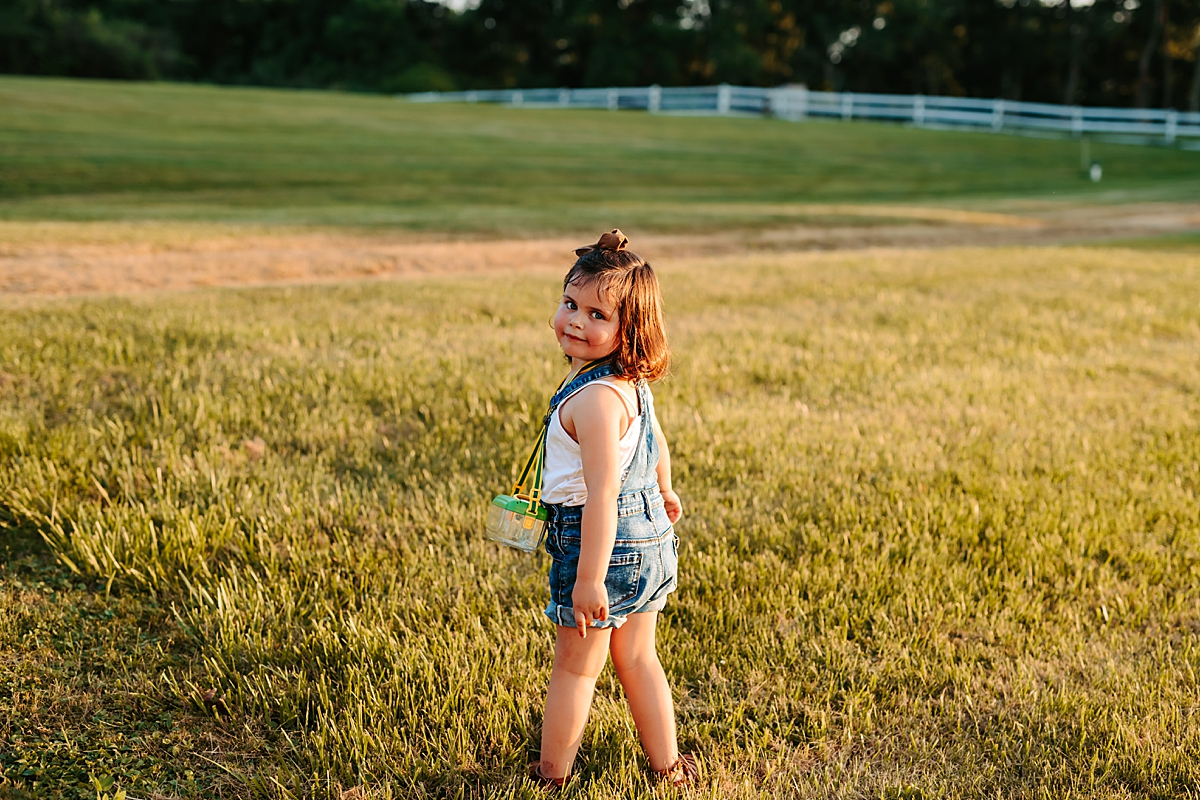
<box><xmin>405</xmin><ymin>84</ymin><xmax>1200</xmax><ymax>144</ymax></box>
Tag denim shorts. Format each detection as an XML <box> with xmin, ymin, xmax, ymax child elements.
<box><xmin>544</xmin><ymin>489</ymin><xmax>679</xmax><ymax>629</ymax></box>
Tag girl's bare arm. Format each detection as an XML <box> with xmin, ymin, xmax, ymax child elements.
<box><xmin>653</xmin><ymin>413</ymin><xmax>683</xmax><ymax>523</ymax></box>
<box><xmin>564</xmin><ymin>387</ymin><xmax>627</xmax><ymax>637</ymax></box>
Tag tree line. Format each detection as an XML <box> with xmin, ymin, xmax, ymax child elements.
<box><xmin>3</xmin><ymin>0</ymin><xmax>1198</xmax><ymax>109</ymax></box>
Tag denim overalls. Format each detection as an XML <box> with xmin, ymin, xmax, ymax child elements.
<box><xmin>542</xmin><ymin>363</ymin><xmax>679</xmax><ymax>629</ymax></box>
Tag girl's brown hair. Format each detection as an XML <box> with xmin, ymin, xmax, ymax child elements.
<box><xmin>565</xmin><ymin>229</ymin><xmax>670</xmax><ymax>382</ymax></box>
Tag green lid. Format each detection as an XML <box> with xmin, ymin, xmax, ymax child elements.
<box><xmin>492</xmin><ymin>494</ymin><xmax>549</xmax><ymax>520</ymax></box>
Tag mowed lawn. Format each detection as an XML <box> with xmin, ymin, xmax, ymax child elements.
<box><xmin>1</xmin><ymin>76</ymin><xmax>1199</xmax><ymax>233</ymax></box>
<box><xmin>2</xmin><ymin>245</ymin><xmax>1199</xmax><ymax>798</ymax></box>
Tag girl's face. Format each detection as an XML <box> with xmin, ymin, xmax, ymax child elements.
<box><xmin>554</xmin><ymin>279</ymin><xmax>620</xmax><ymax>367</ymax></box>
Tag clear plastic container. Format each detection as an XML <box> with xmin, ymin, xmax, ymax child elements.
<box><xmin>486</xmin><ymin>495</ymin><xmax>548</xmax><ymax>553</ymax></box>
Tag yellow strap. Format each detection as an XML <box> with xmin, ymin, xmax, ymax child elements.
<box><xmin>512</xmin><ymin>432</ymin><xmax>543</xmax><ymax>495</ymax></box>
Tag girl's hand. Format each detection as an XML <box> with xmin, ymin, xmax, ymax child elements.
<box><xmin>662</xmin><ymin>489</ymin><xmax>683</xmax><ymax>524</ymax></box>
<box><xmin>572</xmin><ymin>580</ymin><xmax>608</xmax><ymax>638</ymax></box>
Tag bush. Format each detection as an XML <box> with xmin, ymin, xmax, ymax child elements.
<box><xmin>0</xmin><ymin>1</ymin><xmax>184</xmax><ymax>80</ymax></box>
<box><xmin>386</xmin><ymin>62</ymin><xmax>459</xmax><ymax>94</ymax></box>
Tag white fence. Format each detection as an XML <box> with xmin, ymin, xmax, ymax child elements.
<box><xmin>406</xmin><ymin>84</ymin><xmax>1200</xmax><ymax>145</ymax></box>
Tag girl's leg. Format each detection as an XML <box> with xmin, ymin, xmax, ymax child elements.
<box><xmin>539</xmin><ymin>624</ymin><xmax>613</xmax><ymax>780</ymax></box>
<box><xmin>608</xmin><ymin>611</ymin><xmax>678</xmax><ymax>771</ymax></box>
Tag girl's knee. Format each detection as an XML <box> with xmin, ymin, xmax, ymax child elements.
<box><xmin>556</xmin><ymin>656</ymin><xmax>607</xmax><ymax>681</ymax></box>
<box><xmin>609</xmin><ymin>624</ymin><xmax>661</xmax><ymax>675</ymax></box>
<box><xmin>553</xmin><ymin>626</ymin><xmax>611</xmax><ymax>677</ymax></box>
<box><xmin>610</xmin><ymin>645</ymin><xmax>659</xmax><ymax>678</ymax></box>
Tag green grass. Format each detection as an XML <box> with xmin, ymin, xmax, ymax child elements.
<box><xmin>2</xmin><ymin>246</ymin><xmax>1199</xmax><ymax>798</ymax></box>
<box><xmin>0</xmin><ymin>530</ymin><xmax>262</xmax><ymax>800</ymax></box>
<box><xmin>1099</xmin><ymin>230</ymin><xmax>1200</xmax><ymax>252</ymax></box>
<box><xmin>1</xmin><ymin>76</ymin><xmax>1199</xmax><ymax>233</ymax></box>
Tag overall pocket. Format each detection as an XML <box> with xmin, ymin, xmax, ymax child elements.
<box><xmin>606</xmin><ymin>551</ymin><xmax>643</xmax><ymax>609</ymax></box>
<box><xmin>664</xmin><ymin>533</ymin><xmax>679</xmax><ymax>585</ymax></box>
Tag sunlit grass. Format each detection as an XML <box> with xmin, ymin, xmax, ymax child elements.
<box><xmin>2</xmin><ymin>245</ymin><xmax>1199</xmax><ymax>798</ymax></box>
<box><xmin>2</xmin><ymin>76</ymin><xmax>1199</xmax><ymax>232</ymax></box>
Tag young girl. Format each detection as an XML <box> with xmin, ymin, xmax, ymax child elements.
<box><xmin>530</xmin><ymin>229</ymin><xmax>699</xmax><ymax>788</ymax></box>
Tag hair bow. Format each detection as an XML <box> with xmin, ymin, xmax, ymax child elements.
<box><xmin>574</xmin><ymin>229</ymin><xmax>629</xmax><ymax>257</ymax></box>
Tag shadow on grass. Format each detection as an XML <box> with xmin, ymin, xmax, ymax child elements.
<box><xmin>0</xmin><ymin>502</ymin><xmax>52</xmax><ymax>563</ymax></box>
<box><xmin>0</xmin><ymin>503</ymin><xmax>279</xmax><ymax>800</ymax></box>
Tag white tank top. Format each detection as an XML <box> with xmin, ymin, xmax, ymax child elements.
<box><xmin>542</xmin><ymin>378</ymin><xmax>642</xmax><ymax>506</ymax></box>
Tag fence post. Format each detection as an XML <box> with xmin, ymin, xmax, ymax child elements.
<box><xmin>1071</xmin><ymin>106</ymin><xmax>1083</xmax><ymax>136</ymax></box>
<box><xmin>1166</xmin><ymin>108</ymin><xmax>1178</xmax><ymax>144</ymax></box>
<box><xmin>512</xmin><ymin>91</ymin><xmax>524</xmax><ymax>107</ymax></box>
<box><xmin>649</xmin><ymin>84</ymin><xmax>662</xmax><ymax>114</ymax></box>
<box><xmin>717</xmin><ymin>83</ymin><xmax>732</xmax><ymax>115</ymax></box>
<box><xmin>991</xmin><ymin>99</ymin><xmax>1005</xmax><ymax>131</ymax></box>
<box><xmin>466</xmin><ymin>91</ymin><xmax>478</xmax><ymax>103</ymax></box>
<box><xmin>607</xmin><ymin>87</ymin><xmax>619</xmax><ymax>111</ymax></box>
<box><xmin>796</xmin><ymin>86</ymin><xmax>809</xmax><ymax>119</ymax></box>
<box><xmin>912</xmin><ymin>94</ymin><xmax>925</xmax><ymax>126</ymax></box>
<box><xmin>559</xmin><ymin>88</ymin><xmax>570</xmax><ymax>107</ymax></box>
<box><xmin>841</xmin><ymin>92</ymin><xmax>854</xmax><ymax>120</ymax></box>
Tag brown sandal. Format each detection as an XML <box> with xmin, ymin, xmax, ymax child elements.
<box><xmin>652</xmin><ymin>753</ymin><xmax>701</xmax><ymax>787</ymax></box>
<box><xmin>528</xmin><ymin>761</ymin><xmax>569</xmax><ymax>790</ymax></box>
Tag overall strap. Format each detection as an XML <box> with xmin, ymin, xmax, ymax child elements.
<box><xmin>617</xmin><ymin>380</ymin><xmax>656</xmax><ymax>494</ymax></box>
<box><xmin>545</xmin><ymin>359</ymin><xmax>620</xmax><ymax>424</ymax></box>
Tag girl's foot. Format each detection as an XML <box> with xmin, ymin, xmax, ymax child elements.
<box><xmin>528</xmin><ymin>761</ymin><xmax>569</xmax><ymax>790</ymax></box>
<box><xmin>652</xmin><ymin>753</ymin><xmax>700</xmax><ymax>787</ymax></box>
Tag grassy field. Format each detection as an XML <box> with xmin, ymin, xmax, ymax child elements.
<box><xmin>2</xmin><ymin>76</ymin><xmax>1200</xmax><ymax>233</ymax></box>
<box><xmin>3</xmin><ymin>245</ymin><xmax>1199</xmax><ymax>798</ymax></box>
<box><xmin>3</xmin><ymin>75</ymin><xmax>1200</xmax><ymax>798</ymax></box>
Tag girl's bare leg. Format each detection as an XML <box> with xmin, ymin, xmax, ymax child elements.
<box><xmin>539</xmin><ymin>625</ymin><xmax>612</xmax><ymax>780</ymax></box>
<box><xmin>609</xmin><ymin>611</ymin><xmax>679</xmax><ymax>771</ymax></box>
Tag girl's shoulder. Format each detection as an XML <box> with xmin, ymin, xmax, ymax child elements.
<box><xmin>589</xmin><ymin>375</ymin><xmax>638</xmax><ymax>402</ymax></box>
<box><xmin>557</xmin><ymin>376</ymin><xmax>639</xmax><ymax>437</ymax></box>
<box><xmin>564</xmin><ymin>377</ymin><xmax>637</xmax><ymax>411</ymax></box>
